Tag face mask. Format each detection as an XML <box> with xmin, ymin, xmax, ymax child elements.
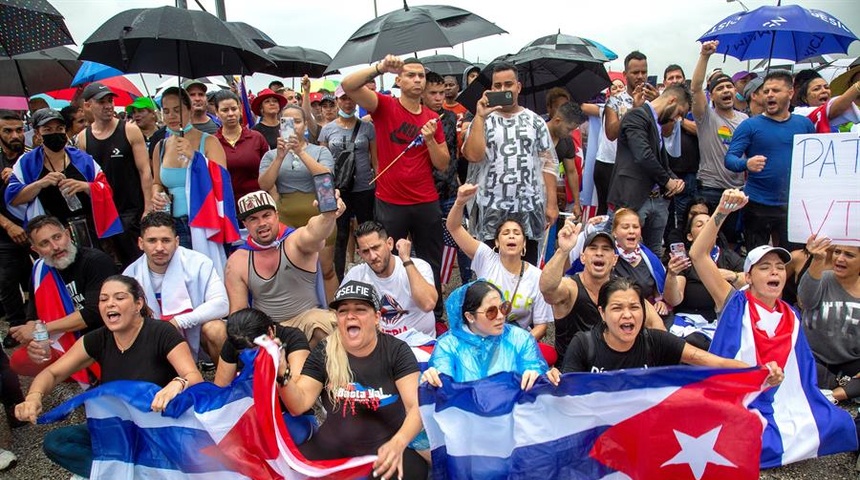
<box><xmin>41</xmin><ymin>133</ymin><xmax>67</xmax><ymax>152</ymax></box>
<box><xmin>338</xmin><ymin>109</ymin><xmax>353</xmax><ymax>119</ymax></box>
<box><xmin>167</xmin><ymin>123</ymin><xmax>193</xmax><ymax>136</ymax></box>
<box><xmin>735</xmin><ymin>92</ymin><xmax>744</xmax><ymax>101</ymax></box>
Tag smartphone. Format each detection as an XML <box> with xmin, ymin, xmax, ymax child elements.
<box><xmin>486</xmin><ymin>91</ymin><xmax>514</xmax><ymax>107</ymax></box>
<box><xmin>279</xmin><ymin>117</ymin><xmax>295</xmax><ymax>140</ymax></box>
<box><xmin>313</xmin><ymin>172</ymin><xmax>338</xmax><ymax>213</ymax></box>
<box><xmin>647</xmin><ymin>75</ymin><xmax>658</xmax><ymax>88</ymax></box>
<box><xmin>669</xmin><ymin>242</ymin><xmax>688</xmax><ymax>260</ymax></box>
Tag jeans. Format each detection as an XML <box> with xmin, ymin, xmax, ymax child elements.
<box><xmin>440</xmin><ymin>197</ymin><xmax>472</xmax><ymax>284</ymax></box>
<box><xmin>673</xmin><ymin>172</ymin><xmax>699</xmax><ymax>230</ymax></box>
<box><xmin>375</xmin><ymin>198</ymin><xmax>444</xmax><ymax>319</ymax></box>
<box><xmin>43</xmin><ymin>423</ymin><xmax>92</xmax><ymax>477</ymax></box>
<box><xmin>0</xmin><ymin>244</ymin><xmax>30</xmax><ymax>327</ymax></box>
<box><xmin>173</xmin><ymin>215</ymin><xmax>193</xmax><ymax>249</ymax></box>
<box><xmin>636</xmin><ymin>196</ymin><xmax>671</xmax><ymax>255</ymax></box>
<box><xmin>334</xmin><ymin>189</ymin><xmax>375</xmax><ymax>280</ymax></box>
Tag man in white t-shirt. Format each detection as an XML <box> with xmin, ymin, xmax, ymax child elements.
<box><xmin>342</xmin><ymin>221</ymin><xmax>438</xmax><ymax>337</ymax></box>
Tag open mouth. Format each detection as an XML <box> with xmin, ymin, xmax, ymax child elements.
<box><xmin>346</xmin><ymin>326</ymin><xmax>361</xmax><ymax>339</ymax></box>
<box><xmin>106</xmin><ymin>311</ymin><xmax>121</xmax><ymax>321</ymax></box>
<box><xmin>592</xmin><ymin>259</ymin><xmax>606</xmax><ymax>268</ymax></box>
<box><xmin>766</xmin><ymin>280</ymin><xmax>780</xmax><ymax>288</ymax></box>
<box><xmin>619</xmin><ymin>322</ymin><xmax>635</xmax><ymax>333</ymax></box>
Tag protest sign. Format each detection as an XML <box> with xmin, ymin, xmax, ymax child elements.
<box><xmin>788</xmin><ymin>132</ymin><xmax>860</xmax><ymax>246</ymax></box>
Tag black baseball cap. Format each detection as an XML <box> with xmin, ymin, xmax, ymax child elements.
<box><xmin>584</xmin><ymin>230</ymin><xmax>614</xmax><ymax>248</ymax></box>
<box><xmin>329</xmin><ymin>280</ymin><xmax>380</xmax><ymax>310</ymax></box>
<box><xmin>82</xmin><ymin>82</ymin><xmax>116</xmax><ymax>101</ymax></box>
<box><xmin>31</xmin><ymin>108</ymin><xmax>64</xmax><ymax>127</ymax></box>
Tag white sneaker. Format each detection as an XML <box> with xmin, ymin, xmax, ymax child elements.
<box><xmin>0</xmin><ymin>448</ymin><xmax>16</xmax><ymax>471</ymax></box>
<box><xmin>821</xmin><ymin>389</ymin><xmax>838</xmax><ymax>405</ymax></box>
<box><xmin>69</xmin><ymin>474</ymin><xmax>88</xmax><ymax>480</ymax></box>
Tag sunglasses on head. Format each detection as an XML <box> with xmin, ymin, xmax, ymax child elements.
<box><xmin>475</xmin><ymin>301</ymin><xmax>512</xmax><ymax>321</ymax></box>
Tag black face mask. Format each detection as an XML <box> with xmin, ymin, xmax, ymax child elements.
<box><xmin>41</xmin><ymin>133</ymin><xmax>67</xmax><ymax>152</ymax></box>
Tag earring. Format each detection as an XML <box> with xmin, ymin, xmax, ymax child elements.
<box><xmin>493</xmin><ymin>245</ymin><xmax>499</xmax><ymax>254</ymax></box>
<box><xmin>521</xmin><ymin>245</ymin><xmax>527</xmax><ymax>257</ymax></box>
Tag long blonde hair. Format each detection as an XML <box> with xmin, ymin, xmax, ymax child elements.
<box><xmin>323</xmin><ymin>328</ymin><xmax>354</xmax><ymax>409</ymax></box>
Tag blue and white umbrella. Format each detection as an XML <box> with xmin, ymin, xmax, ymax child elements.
<box><xmin>698</xmin><ymin>4</ymin><xmax>858</xmax><ymax>64</ymax></box>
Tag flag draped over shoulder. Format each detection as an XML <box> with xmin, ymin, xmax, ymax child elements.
<box><xmin>420</xmin><ymin>367</ymin><xmax>770</xmax><ymax>480</ymax></box>
<box><xmin>709</xmin><ymin>290</ymin><xmax>858</xmax><ymax>468</ymax></box>
<box><xmin>40</xmin><ymin>338</ymin><xmax>375</xmax><ymax>479</ymax></box>
<box><xmin>5</xmin><ymin>147</ymin><xmax>122</xmax><ymax>238</ymax></box>
<box><xmin>32</xmin><ymin>259</ymin><xmax>100</xmax><ymax>385</ymax></box>
<box><xmin>187</xmin><ymin>149</ymin><xmax>241</xmax><ymax>274</ymax></box>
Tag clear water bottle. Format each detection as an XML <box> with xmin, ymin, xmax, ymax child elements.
<box><xmin>158</xmin><ymin>192</ymin><xmax>172</xmax><ymax>215</ymax></box>
<box><xmin>63</xmin><ymin>191</ymin><xmax>82</xmax><ymax>211</ymax></box>
<box><xmin>32</xmin><ymin>320</ymin><xmax>51</xmax><ymax>364</ymax></box>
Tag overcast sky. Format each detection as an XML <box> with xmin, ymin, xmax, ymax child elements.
<box><xmin>52</xmin><ymin>0</ymin><xmax>860</xmax><ymax>93</ymax></box>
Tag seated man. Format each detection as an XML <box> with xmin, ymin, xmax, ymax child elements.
<box><xmin>9</xmin><ymin>215</ymin><xmax>117</xmax><ymax>383</ymax></box>
<box><xmin>123</xmin><ymin>212</ymin><xmax>229</xmax><ymax>364</ymax></box>
<box><xmin>225</xmin><ymin>191</ymin><xmax>344</xmax><ymax>348</ymax></box>
<box><xmin>342</xmin><ymin>221</ymin><xmax>437</xmax><ymax>337</ymax></box>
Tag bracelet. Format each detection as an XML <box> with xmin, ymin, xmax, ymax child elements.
<box><xmin>402</xmin><ymin>260</ymin><xmax>414</xmax><ymax>268</ymax></box>
<box><xmin>854</xmin><ymin>82</ymin><xmax>860</xmax><ymax>94</ymax></box>
<box><xmin>26</xmin><ymin>391</ymin><xmax>44</xmax><ymax>398</ymax></box>
<box><xmin>734</xmin><ymin>272</ymin><xmax>740</xmax><ymax>284</ymax></box>
<box><xmin>171</xmin><ymin>377</ymin><xmax>188</xmax><ymax>391</ymax></box>
<box><xmin>374</xmin><ymin>63</ymin><xmax>382</xmax><ymax>76</ymax></box>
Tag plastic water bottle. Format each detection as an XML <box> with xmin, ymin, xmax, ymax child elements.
<box><xmin>63</xmin><ymin>191</ymin><xmax>82</xmax><ymax>211</ymax></box>
<box><xmin>158</xmin><ymin>192</ymin><xmax>172</xmax><ymax>215</ymax></box>
<box><xmin>32</xmin><ymin>320</ymin><xmax>51</xmax><ymax>364</ymax></box>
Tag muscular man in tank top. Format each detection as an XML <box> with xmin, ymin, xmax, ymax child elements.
<box><xmin>76</xmin><ymin>82</ymin><xmax>153</xmax><ymax>268</ymax></box>
<box><xmin>225</xmin><ymin>191</ymin><xmax>346</xmax><ymax>348</ymax></box>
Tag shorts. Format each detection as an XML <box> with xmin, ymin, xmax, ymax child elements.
<box><xmin>278</xmin><ymin>192</ymin><xmax>336</xmax><ymax>246</ymax></box>
<box><xmin>281</xmin><ymin>308</ymin><xmax>336</xmax><ymax>339</ymax></box>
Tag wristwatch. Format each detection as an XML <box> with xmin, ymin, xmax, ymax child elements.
<box><xmin>276</xmin><ymin>368</ymin><xmax>291</xmax><ymax>387</ymax></box>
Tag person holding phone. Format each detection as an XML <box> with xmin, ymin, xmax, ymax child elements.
<box><xmin>258</xmin><ymin>105</ymin><xmax>338</xmax><ymax>302</ymax></box>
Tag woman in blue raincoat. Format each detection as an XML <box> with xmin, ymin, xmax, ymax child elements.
<box><xmin>421</xmin><ymin>280</ymin><xmax>561</xmax><ymax>390</ymax></box>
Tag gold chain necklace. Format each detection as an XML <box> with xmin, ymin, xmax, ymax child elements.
<box><xmin>114</xmin><ymin>320</ymin><xmax>144</xmax><ymax>354</ymax></box>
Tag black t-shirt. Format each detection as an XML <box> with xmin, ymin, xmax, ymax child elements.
<box><xmin>0</xmin><ymin>150</ymin><xmax>24</xmax><ymax>245</ymax></box>
<box><xmin>27</xmin><ymin>247</ymin><xmax>118</xmax><ymax>332</ymax></box>
<box><xmin>553</xmin><ymin>274</ymin><xmax>602</xmax><ymax>367</ymax></box>
<box><xmin>555</xmin><ymin>135</ymin><xmax>576</xmax><ymax>161</ymax></box>
<box><xmin>219</xmin><ymin>324</ymin><xmax>309</xmax><ymax>365</ymax></box>
<box><xmin>146</xmin><ymin>126</ymin><xmax>167</xmax><ymax>160</ymax></box>
<box><xmin>676</xmin><ymin>247</ymin><xmax>743</xmax><ymax>322</ymax></box>
<box><xmin>668</xmin><ymin>127</ymin><xmax>700</xmax><ymax>175</ymax></box>
<box><xmin>252</xmin><ymin>122</ymin><xmax>280</xmax><ymax>151</ymax></box>
<box><xmin>83</xmin><ymin>319</ymin><xmax>185</xmax><ymax>386</ymax></box>
<box><xmin>299</xmin><ymin>333</ymin><xmax>418</xmax><ymax>459</ymax></box>
<box><xmin>614</xmin><ymin>259</ymin><xmax>658</xmax><ymax>300</ymax></box>
<box><xmin>37</xmin><ymin>163</ymin><xmax>93</xmax><ymax>226</ymax></box>
<box><xmin>563</xmin><ymin>325</ymin><xmax>686</xmax><ymax>373</ymax></box>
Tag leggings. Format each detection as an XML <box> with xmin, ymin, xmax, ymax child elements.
<box><xmin>815</xmin><ymin>357</ymin><xmax>860</xmax><ymax>399</ymax></box>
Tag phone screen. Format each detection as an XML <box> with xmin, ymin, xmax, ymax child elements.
<box><xmin>279</xmin><ymin>117</ymin><xmax>295</xmax><ymax>140</ymax></box>
<box><xmin>486</xmin><ymin>91</ymin><xmax>513</xmax><ymax>107</ymax></box>
<box><xmin>313</xmin><ymin>173</ymin><xmax>338</xmax><ymax>213</ymax></box>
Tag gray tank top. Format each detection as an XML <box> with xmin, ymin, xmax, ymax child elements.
<box><xmin>247</xmin><ymin>244</ymin><xmax>318</xmax><ymax>320</ymax></box>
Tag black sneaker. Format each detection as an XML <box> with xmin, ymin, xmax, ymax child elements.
<box><xmin>2</xmin><ymin>336</ymin><xmax>18</xmax><ymax>349</ymax></box>
<box><xmin>199</xmin><ymin>361</ymin><xmax>215</xmax><ymax>372</ymax></box>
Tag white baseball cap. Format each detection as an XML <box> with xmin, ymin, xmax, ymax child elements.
<box><xmin>743</xmin><ymin>245</ymin><xmax>791</xmax><ymax>273</ymax></box>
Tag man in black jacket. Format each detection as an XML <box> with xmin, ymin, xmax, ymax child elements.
<box><xmin>608</xmin><ymin>84</ymin><xmax>691</xmax><ymax>254</ymax></box>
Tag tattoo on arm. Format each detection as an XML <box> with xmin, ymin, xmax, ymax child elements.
<box><xmin>713</xmin><ymin>212</ymin><xmax>727</xmax><ymax>227</ymax></box>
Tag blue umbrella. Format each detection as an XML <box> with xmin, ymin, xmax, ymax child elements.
<box><xmin>71</xmin><ymin>60</ymin><xmax>124</xmax><ymax>86</ymax></box>
<box><xmin>698</xmin><ymin>4</ymin><xmax>858</xmax><ymax>64</ymax></box>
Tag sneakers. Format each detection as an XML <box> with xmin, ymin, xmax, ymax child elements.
<box><xmin>69</xmin><ymin>475</ymin><xmax>88</xmax><ymax>480</ymax></box>
<box><xmin>821</xmin><ymin>389</ymin><xmax>838</xmax><ymax>405</ymax></box>
<box><xmin>0</xmin><ymin>448</ymin><xmax>17</xmax><ymax>471</ymax></box>
<box><xmin>198</xmin><ymin>360</ymin><xmax>215</xmax><ymax>372</ymax></box>
<box><xmin>2</xmin><ymin>335</ymin><xmax>18</xmax><ymax>349</ymax></box>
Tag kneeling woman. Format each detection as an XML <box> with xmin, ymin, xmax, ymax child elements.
<box><xmin>422</xmin><ymin>280</ymin><xmax>561</xmax><ymax>390</ymax></box>
<box><xmin>563</xmin><ymin>276</ymin><xmax>782</xmax><ymax>384</ymax></box>
<box><xmin>278</xmin><ymin>280</ymin><xmax>427</xmax><ymax>480</ymax></box>
<box><xmin>15</xmin><ymin>275</ymin><xmax>202</xmax><ymax>478</ymax></box>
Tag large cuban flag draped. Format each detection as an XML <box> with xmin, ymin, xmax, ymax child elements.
<box><xmin>40</xmin><ymin>338</ymin><xmax>375</xmax><ymax>479</ymax></box>
<box><xmin>186</xmin><ymin>146</ymin><xmax>241</xmax><ymax>275</ymax></box>
<box><xmin>709</xmin><ymin>290</ymin><xmax>858</xmax><ymax>468</ymax></box>
<box><xmin>5</xmin><ymin>146</ymin><xmax>122</xmax><ymax>238</ymax></box>
<box><xmin>420</xmin><ymin>367</ymin><xmax>771</xmax><ymax>480</ymax></box>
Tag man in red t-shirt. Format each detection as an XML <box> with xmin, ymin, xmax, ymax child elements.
<box><xmin>341</xmin><ymin>55</ymin><xmax>450</xmax><ymax>319</ymax></box>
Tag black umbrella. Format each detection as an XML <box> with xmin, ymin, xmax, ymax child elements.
<box><xmin>419</xmin><ymin>54</ymin><xmax>473</xmax><ymax>77</ymax></box>
<box><xmin>225</xmin><ymin>21</ymin><xmax>277</xmax><ymax>49</ymax></box>
<box><xmin>263</xmin><ymin>46</ymin><xmax>335</xmax><ymax>78</ymax></box>
<box><xmin>326</xmin><ymin>2</ymin><xmax>506</xmax><ymax>73</ymax></box>
<box><xmin>0</xmin><ymin>45</ymin><xmax>81</xmax><ymax>97</ymax></box>
<box><xmin>521</xmin><ymin>33</ymin><xmax>616</xmax><ymax>62</ymax></box>
<box><xmin>458</xmin><ymin>47</ymin><xmax>610</xmax><ymax>116</ymax></box>
<box><xmin>0</xmin><ymin>0</ymin><xmax>74</xmax><ymax>57</ymax></box>
<box><xmin>79</xmin><ymin>6</ymin><xmax>273</xmax><ymax>78</ymax></box>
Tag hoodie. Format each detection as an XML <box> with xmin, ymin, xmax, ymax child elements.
<box><xmin>429</xmin><ymin>281</ymin><xmax>548</xmax><ymax>382</ymax></box>
<box><xmin>462</xmin><ymin>66</ymin><xmax>481</xmax><ymax>92</ymax></box>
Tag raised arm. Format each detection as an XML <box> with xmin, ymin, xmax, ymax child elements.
<box><xmin>445</xmin><ymin>184</ymin><xmax>481</xmax><ymax>258</ymax></box>
<box><xmin>540</xmin><ymin>219</ymin><xmax>581</xmax><ymax>312</ymax></box>
<box><xmin>691</xmin><ymin>41</ymin><xmax>718</xmax><ymax>121</ymax></box>
<box><xmin>395</xmin><ymin>238</ymin><xmax>437</xmax><ymax>312</ymax></box>
<box><xmin>690</xmin><ymin>189</ymin><xmax>748</xmax><ymax>311</ymax></box>
<box><xmin>342</xmin><ymin>55</ymin><xmax>406</xmax><ymax>114</ymax></box>
<box><xmin>462</xmin><ymin>92</ymin><xmax>501</xmax><ymax>162</ymax></box>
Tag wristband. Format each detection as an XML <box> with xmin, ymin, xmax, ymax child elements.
<box><xmin>374</xmin><ymin>63</ymin><xmax>382</xmax><ymax>75</ymax></box>
<box><xmin>402</xmin><ymin>260</ymin><xmax>414</xmax><ymax>268</ymax></box>
<box><xmin>26</xmin><ymin>391</ymin><xmax>44</xmax><ymax>398</ymax></box>
<box><xmin>276</xmin><ymin>368</ymin><xmax>291</xmax><ymax>387</ymax></box>
<box><xmin>171</xmin><ymin>377</ymin><xmax>188</xmax><ymax>391</ymax></box>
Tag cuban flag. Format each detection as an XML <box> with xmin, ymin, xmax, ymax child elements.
<box><xmin>32</xmin><ymin>259</ymin><xmax>100</xmax><ymax>385</ymax></box>
<box><xmin>187</xmin><ymin>148</ymin><xmax>241</xmax><ymax>274</ymax></box>
<box><xmin>40</xmin><ymin>338</ymin><xmax>375</xmax><ymax>479</ymax></box>
<box><xmin>709</xmin><ymin>290</ymin><xmax>858</xmax><ymax>468</ymax></box>
<box><xmin>421</xmin><ymin>366</ymin><xmax>772</xmax><ymax>480</ymax></box>
<box><xmin>5</xmin><ymin>146</ymin><xmax>123</xmax><ymax>238</ymax></box>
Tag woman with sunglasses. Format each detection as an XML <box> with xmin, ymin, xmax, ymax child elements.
<box><xmin>562</xmin><ymin>276</ymin><xmax>783</xmax><ymax>386</ymax></box>
<box><xmin>213</xmin><ymin>308</ymin><xmax>317</xmax><ymax>444</ymax></box>
<box><xmin>446</xmin><ymin>185</ymin><xmax>554</xmax><ymax>351</ymax></box>
<box><xmin>422</xmin><ymin>280</ymin><xmax>561</xmax><ymax>390</ymax></box>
